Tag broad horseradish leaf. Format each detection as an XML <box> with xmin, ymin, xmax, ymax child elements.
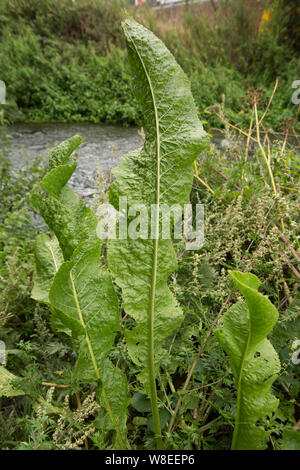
<box><xmin>215</xmin><ymin>271</ymin><xmax>280</xmax><ymax>450</ymax></box>
<box><xmin>30</xmin><ymin>135</ymin><xmax>98</xmax><ymax>260</ymax></box>
<box><xmin>107</xmin><ymin>18</ymin><xmax>208</xmax><ymax>444</ymax></box>
<box><xmin>32</xmin><ymin>233</ymin><xmax>63</xmax><ymax>304</ymax></box>
<box><xmin>31</xmin><ymin>136</ymin><xmax>129</xmax><ymax>449</ymax></box>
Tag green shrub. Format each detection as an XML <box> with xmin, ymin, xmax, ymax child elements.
<box><xmin>0</xmin><ymin>0</ymin><xmax>299</xmax><ymax>131</ymax></box>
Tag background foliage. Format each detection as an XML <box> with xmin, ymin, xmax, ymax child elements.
<box><xmin>0</xmin><ymin>0</ymin><xmax>299</xmax><ymax>130</ymax></box>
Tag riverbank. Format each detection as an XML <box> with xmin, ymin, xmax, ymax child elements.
<box><xmin>0</xmin><ymin>0</ymin><xmax>299</xmax><ymax>132</ymax></box>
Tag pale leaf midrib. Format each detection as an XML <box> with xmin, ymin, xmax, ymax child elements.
<box><xmin>127</xmin><ymin>29</ymin><xmax>162</xmax><ymax>448</ymax></box>
<box><xmin>47</xmin><ymin>242</ymin><xmax>59</xmax><ymax>272</ymax></box>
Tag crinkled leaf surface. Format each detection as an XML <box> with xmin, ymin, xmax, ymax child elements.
<box><xmin>48</xmin><ymin>134</ymin><xmax>82</xmax><ymax>170</ymax></box>
<box><xmin>30</xmin><ymin>135</ymin><xmax>98</xmax><ymax>260</ymax></box>
<box><xmin>49</xmin><ymin>242</ymin><xmax>128</xmax><ymax>448</ymax></box>
<box><xmin>108</xmin><ymin>18</ymin><xmax>208</xmax><ymax>391</ymax></box>
<box><xmin>50</xmin><ymin>243</ymin><xmax>119</xmax><ymax>381</ymax></box>
<box><xmin>31</xmin><ymin>190</ymin><xmax>99</xmax><ymax>260</ymax></box>
<box><xmin>215</xmin><ymin>271</ymin><xmax>280</xmax><ymax>450</ymax></box>
<box><xmin>32</xmin><ymin>233</ymin><xmax>63</xmax><ymax>304</ymax></box>
<box><xmin>96</xmin><ymin>360</ymin><xmax>130</xmax><ymax>446</ymax></box>
<box><xmin>31</xmin><ymin>135</ymin><xmax>128</xmax><ymax>449</ymax></box>
<box><xmin>109</xmin><ymin>19</ymin><xmax>208</xmax><ymax>209</ymax></box>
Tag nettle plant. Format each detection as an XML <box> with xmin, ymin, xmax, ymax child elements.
<box><xmin>29</xmin><ymin>19</ymin><xmax>280</xmax><ymax>450</ymax></box>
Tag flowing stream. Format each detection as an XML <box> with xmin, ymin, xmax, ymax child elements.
<box><xmin>1</xmin><ymin>122</ymin><xmax>143</xmax><ymax>203</ymax></box>
<box><xmin>0</xmin><ymin>122</ymin><xmax>233</xmax><ymax>204</ymax></box>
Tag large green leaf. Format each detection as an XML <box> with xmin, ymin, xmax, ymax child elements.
<box><xmin>215</xmin><ymin>271</ymin><xmax>281</xmax><ymax>450</ymax></box>
<box><xmin>281</xmin><ymin>429</ymin><xmax>300</xmax><ymax>450</ymax></box>
<box><xmin>49</xmin><ymin>242</ymin><xmax>128</xmax><ymax>448</ymax></box>
<box><xmin>31</xmin><ymin>135</ymin><xmax>129</xmax><ymax>449</ymax></box>
<box><xmin>30</xmin><ymin>135</ymin><xmax>98</xmax><ymax>260</ymax></box>
<box><xmin>107</xmin><ymin>18</ymin><xmax>208</xmax><ymax>447</ymax></box>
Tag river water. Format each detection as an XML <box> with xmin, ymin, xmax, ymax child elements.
<box><xmin>0</xmin><ymin>122</ymin><xmax>231</xmax><ymax>203</ymax></box>
<box><xmin>1</xmin><ymin>122</ymin><xmax>143</xmax><ymax>202</ymax></box>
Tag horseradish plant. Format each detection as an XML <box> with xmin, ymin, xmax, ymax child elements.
<box><xmin>107</xmin><ymin>18</ymin><xmax>208</xmax><ymax>449</ymax></box>
<box><xmin>30</xmin><ymin>18</ymin><xmax>281</xmax><ymax>450</ymax></box>
<box><xmin>31</xmin><ymin>135</ymin><xmax>129</xmax><ymax>449</ymax></box>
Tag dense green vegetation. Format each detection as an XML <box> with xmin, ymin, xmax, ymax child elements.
<box><xmin>1</xmin><ymin>131</ymin><xmax>299</xmax><ymax>449</ymax></box>
<box><xmin>0</xmin><ymin>0</ymin><xmax>299</xmax><ymax>131</ymax></box>
<box><xmin>0</xmin><ymin>16</ymin><xmax>299</xmax><ymax>450</ymax></box>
